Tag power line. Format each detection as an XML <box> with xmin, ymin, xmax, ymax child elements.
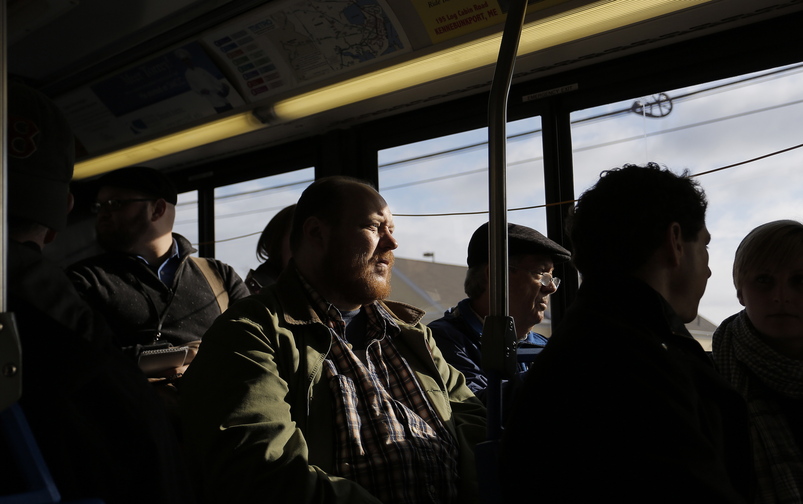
<box><xmin>175</xmin><ymin>177</ymin><xmax>313</xmax><ymax>208</ymax></box>
<box><xmin>181</xmin><ymin>64</ymin><xmax>803</xmax><ymax>212</ymax></box>
<box><xmin>690</xmin><ymin>142</ymin><xmax>803</xmax><ymax>178</ymax></box>
<box><xmin>188</xmin><ymin>64</ymin><xmax>803</xmax><ymax>246</ymax></box>
<box><xmin>192</xmin><ymin>141</ymin><xmax>803</xmax><ymax>247</ymax></box>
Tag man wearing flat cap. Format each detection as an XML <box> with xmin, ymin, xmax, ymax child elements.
<box><xmin>428</xmin><ymin>222</ymin><xmax>570</xmax><ymax>400</ymax></box>
<box><xmin>68</xmin><ymin>166</ymin><xmax>249</xmax><ymax>375</ymax></box>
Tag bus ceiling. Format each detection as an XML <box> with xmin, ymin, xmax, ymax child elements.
<box><xmin>7</xmin><ymin>0</ymin><xmax>801</xmax><ymax>179</ymax></box>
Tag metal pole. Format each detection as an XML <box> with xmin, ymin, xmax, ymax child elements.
<box><xmin>476</xmin><ymin>2</ymin><xmax>528</xmax><ymax>502</ymax></box>
<box><xmin>0</xmin><ymin>0</ymin><xmax>22</xmax><ymax>413</ymax></box>
<box><xmin>488</xmin><ymin>1</ymin><xmax>526</xmax><ymax>320</ymax></box>
<box><xmin>483</xmin><ymin>0</ymin><xmax>528</xmax><ymax>439</ymax></box>
<box><xmin>1</xmin><ymin>0</ymin><xmax>7</xmax><ymax>312</ymax></box>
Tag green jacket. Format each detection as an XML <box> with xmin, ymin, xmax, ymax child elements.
<box><xmin>181</xmin><ymin>269</ymin><xmax>487</xmax><ymax>504</ymax></box>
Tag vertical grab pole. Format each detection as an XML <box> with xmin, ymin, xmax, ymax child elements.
<box><xmin>477</xmin><ymin>1</ymin><xmax>528</xmax><ymax>503</ymax></box>
<box><xmin>0</xmin><ymin>0</ymin><xmax>6</xmax><ymax>313</ymax></box>
<box><xmin>483</xmin><ymin>0</ymin><xmax>528</xmax><ymax>441</ymax></box>
<box><xmin>0</xmin><ymin>0</ymin><xmax>22</xmax><ymax>413</ymax></box>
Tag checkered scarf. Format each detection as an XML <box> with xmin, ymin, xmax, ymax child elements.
<box><xmin>713</xmin><ymin>311</ymin><xmax>803</xmax><ymax>504</ymax></box>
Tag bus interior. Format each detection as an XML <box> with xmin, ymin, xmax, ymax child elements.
<box><xmin>5</xmin><ymin>0</ymin><xmax>802</xmax><ymax>331</ymax></box>
<box><xmin>3</xmin><ymin>0</ymin><xmax>803</xmax><ymax>500</ymax></box>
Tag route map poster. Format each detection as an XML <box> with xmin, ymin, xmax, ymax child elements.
<box><xmin>56</xmin><ymin>42</ymin><xmax>243</xmax><ymax>156</ymax></box>
<box><xmin>202</xmin><ymin>0</ymin><xmax>410</xmax><ymax>102</ymax></box>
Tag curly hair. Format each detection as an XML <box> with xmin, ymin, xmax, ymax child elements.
<box><xmin>567</xmin><ymin>163</ymin><xmax>707</xmax><ymax>280</ymax></box>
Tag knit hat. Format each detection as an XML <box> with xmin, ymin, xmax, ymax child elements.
<box><xmin>8</xmin><ymin>82</ymin><xmax>74</xmax><ymax>231</ymax></box>
<box><xmin>96</xmin><ymin>166</ymin><xmax>178</xmax><ymax>205</ymax></box>
<box><xmin>467</xmin><ymin>222</ymin><xmax>571</xmax><ymax>267</ymax></box>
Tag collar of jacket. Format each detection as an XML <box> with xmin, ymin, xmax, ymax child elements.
<box><xmin>579</xmin><ymin>276</ymin><xmax>695</xmax><ymax>342</ymax></box>
<box><xmin>273</xmin><ymin>265</ymin><xmax>426</xmax><ymax>327</ymax></box>
<box><xmin>109</xmin><ymin>232</ymin><xmax>196</xmax><ymax>265</ymax></box>
<box><xmin>109</xmin><ymin>233</ymin><xmax>196</xmax><ymax>290</ymax></box>
<box><xmin>171</xmin><ymin>233</ymin><xmax>197</xmax><ymax>258</ymax></box>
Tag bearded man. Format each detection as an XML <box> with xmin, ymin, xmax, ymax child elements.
<box><xmin>69</xmin><ymin>166</ymin><xmax>248</xmax><ymax>373</ymax></box>
<box><xmin>181</xmin><ymin>176</ymin><xmax>486</xmax><ymax>504</ymax></box>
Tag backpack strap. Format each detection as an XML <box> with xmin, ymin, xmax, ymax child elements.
<box><xmin>190</xmin><ymin>256</ymin><xmax>229</xmax><ymax>313</ymax></box>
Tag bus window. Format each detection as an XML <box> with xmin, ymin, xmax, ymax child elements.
<box><xmin>174</xmin><ymin>190</ymin><xmax>200</xmax><ymax>256</ymax></box>
<box><xmin>213</xmin><ymin>167</ymin><xmax>314</xmax><ymax>280</ymax></box>
<box><xmin>378</xmin><ymin>116</ymin><xmax>547</xmax><ymax>327</ymax></box>
<box><xmin>570</xmin><ymin>63</ymin><xmax>803</xmax><ymax>347</ymax></box>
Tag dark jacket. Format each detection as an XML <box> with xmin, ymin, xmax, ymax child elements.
<box><xmin>68</xmin><ymin>233</ymin><xmax>249</xmax><ymax>348</ymax></box>
<box><xmin>500</xmin><ymin>278</ymin><xmax>753</xmax><ymax>503</ymax></box>
<box><xmin>5</xmin><ymin>240</ymin><xmax>194</xmax><ymax>503</ymax></box>
<box><xmin>181</xmin><ymin>268</ymin><xmax>487</xmax><ymax>504</ymax></box>
<box><xmin>429</xmin><ymin>297</ymin><xmax>547</xmax><ymax>401</ymax></box>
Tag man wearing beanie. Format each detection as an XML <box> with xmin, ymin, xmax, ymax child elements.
<box><xmin>5</xmin><ymin>82</ymin><xmax>194</xmax><ymax>503</ymax></box>
<box><xmin>428</xmin><ymin>222</ymin><xmax>570</xmax><ymax>401</ymax></box>
<box><xmin>68</xmin><ymin>166</ymin><xmax>249</xmax><ymax>375</ymax></box>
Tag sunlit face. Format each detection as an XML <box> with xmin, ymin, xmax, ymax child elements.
<box><xmin>675</xmin><ymin>226</ymin><xmax>712</xmax><ymax>323</ymax></box>
<box><xmin>95</xmin><ymin>186</ymin><xmax>154</xmax><ymax>253</ymax></box>
<box><xmin>739</xmin><ymin>256</ymin><xmax>803</xmax><ymax>355</ymax></box>
<box><xmin>321</xmin><ymin>186</ymin><xmax>398</xmax><ymax>308</ymax></box>
<box><xmin>508</xmin><ymin>254</ymin><xmax>556</xmax><ymax>335</ymax></box>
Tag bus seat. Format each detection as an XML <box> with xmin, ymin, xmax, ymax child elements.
<box><xmin>0</xmin><ymin>314</ymin><xmax>103</xmax><ymax>504</ymax></box>
<box><xmin>0</xmin><ymin>404</ymin><xmax>104</xmax><ymax>504</ymax></box>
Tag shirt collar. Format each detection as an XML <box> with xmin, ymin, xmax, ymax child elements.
<box><xmin>295</xmin><ymin>269</ymin><xmax>399</xmax><ymax>337</ymax></box>
<box><xmin>137</xmin><ymin>237</ymin><xmax>180</xmax><ymax>285</ymax></box>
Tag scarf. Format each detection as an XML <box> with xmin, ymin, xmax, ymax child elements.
<box><xmin>713</xmin><ymin>311</ymin><xmax>803</xmax><ymax>504</ymax></box>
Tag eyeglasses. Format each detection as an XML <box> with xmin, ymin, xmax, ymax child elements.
<box><xmin>509</xmin><ymin>266</ymin><xmax>561</xmax><ymax>290</ymax></box>
<box><xmin>91</xmin><ymin>198</ymin><xmax>156</xmax><ymax>214</ymax></box>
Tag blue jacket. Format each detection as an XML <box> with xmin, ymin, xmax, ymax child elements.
<box><xmin>428</xmin><ymin>298</ymin><xmax>547</xmax><ymax>401</ymax></box>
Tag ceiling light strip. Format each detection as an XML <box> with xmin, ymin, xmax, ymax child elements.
<box><xmin>74</xmin><ymin>111</ymin><xmax>265</xmax><ymax>179</ymax></box>
<box><xmin>74</xmin><ymin>0</ymin><xmax>710</xmax><ymax>178</ymax></box>
<box><xmin>272</xmin><ymin>0</ymin><xmax>711</xmax><ymax>120</ymax></box>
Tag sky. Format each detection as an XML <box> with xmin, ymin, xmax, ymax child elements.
<box><xmin>173</xmin><ymin>61</ymin><xmax>803</xmax><ymax>328</ymax></box>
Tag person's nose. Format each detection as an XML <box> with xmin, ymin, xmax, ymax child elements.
<box><xmin>541</xmin><ymin>280</ymin><xmax>558</xmax><ymax>294</ymax></box>
<box><xmin>773</xmin><ymin>282</ymin><xmax>790</xmax><ymax>304</ymax></box>
<box><xmin>380</xmin><ymin>231</ymin><xmax>398</xmax><ymax>251</ymax></box>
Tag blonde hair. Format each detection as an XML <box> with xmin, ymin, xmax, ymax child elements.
<box><xmin>733</xmin><ymin>220</ymin><xmax>803</xmax><ymax>290</ymax></box>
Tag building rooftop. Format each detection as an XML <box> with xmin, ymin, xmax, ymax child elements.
<box><xmin>390</xmin><ymin>257</ymin><xmax>715</xmax><ymax>347</ymax></box>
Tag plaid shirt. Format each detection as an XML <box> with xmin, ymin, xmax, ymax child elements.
<box><xmin>300</xmin><ymin>275</ymin><xmax>459</xmax><ymax>504</ymax></box>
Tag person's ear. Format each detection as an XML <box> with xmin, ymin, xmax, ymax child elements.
<box><xmin>151</xmin><ymin>198</ymin><xmax>167</xmax><ymax>221</ymax></box>
<box><xmin>737</xmin><ymin>288</ymin><xmax>745</xmax><ymax>306</ymax></box>
<box><xmin>66</xmin><ymin>192</ymin><xmax>75</xmax><ymax>215</ymax></box>
<box><xmin>43</xmin><ymin>228</ymin><xmax>57</xmax><ymax>245</ymax></box>
<box><xmin>303</xmin><ymin>216</ymin><xmax>329</xmax><ymax>250</ymax></box>
<box><xmin>666</xmin><ymin>222</ymin><xmax>684</xmax><ymax>267</ymax></box>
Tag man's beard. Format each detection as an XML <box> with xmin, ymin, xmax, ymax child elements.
<box><xmin>323</xmin><ymin>247</ymin><xmax>394</xmax><ymax>307</ymax></box>
<box><xmin>96</xmin><ymin>214</ymin><xmax>149</xmax><ymax>253</ymax></box>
